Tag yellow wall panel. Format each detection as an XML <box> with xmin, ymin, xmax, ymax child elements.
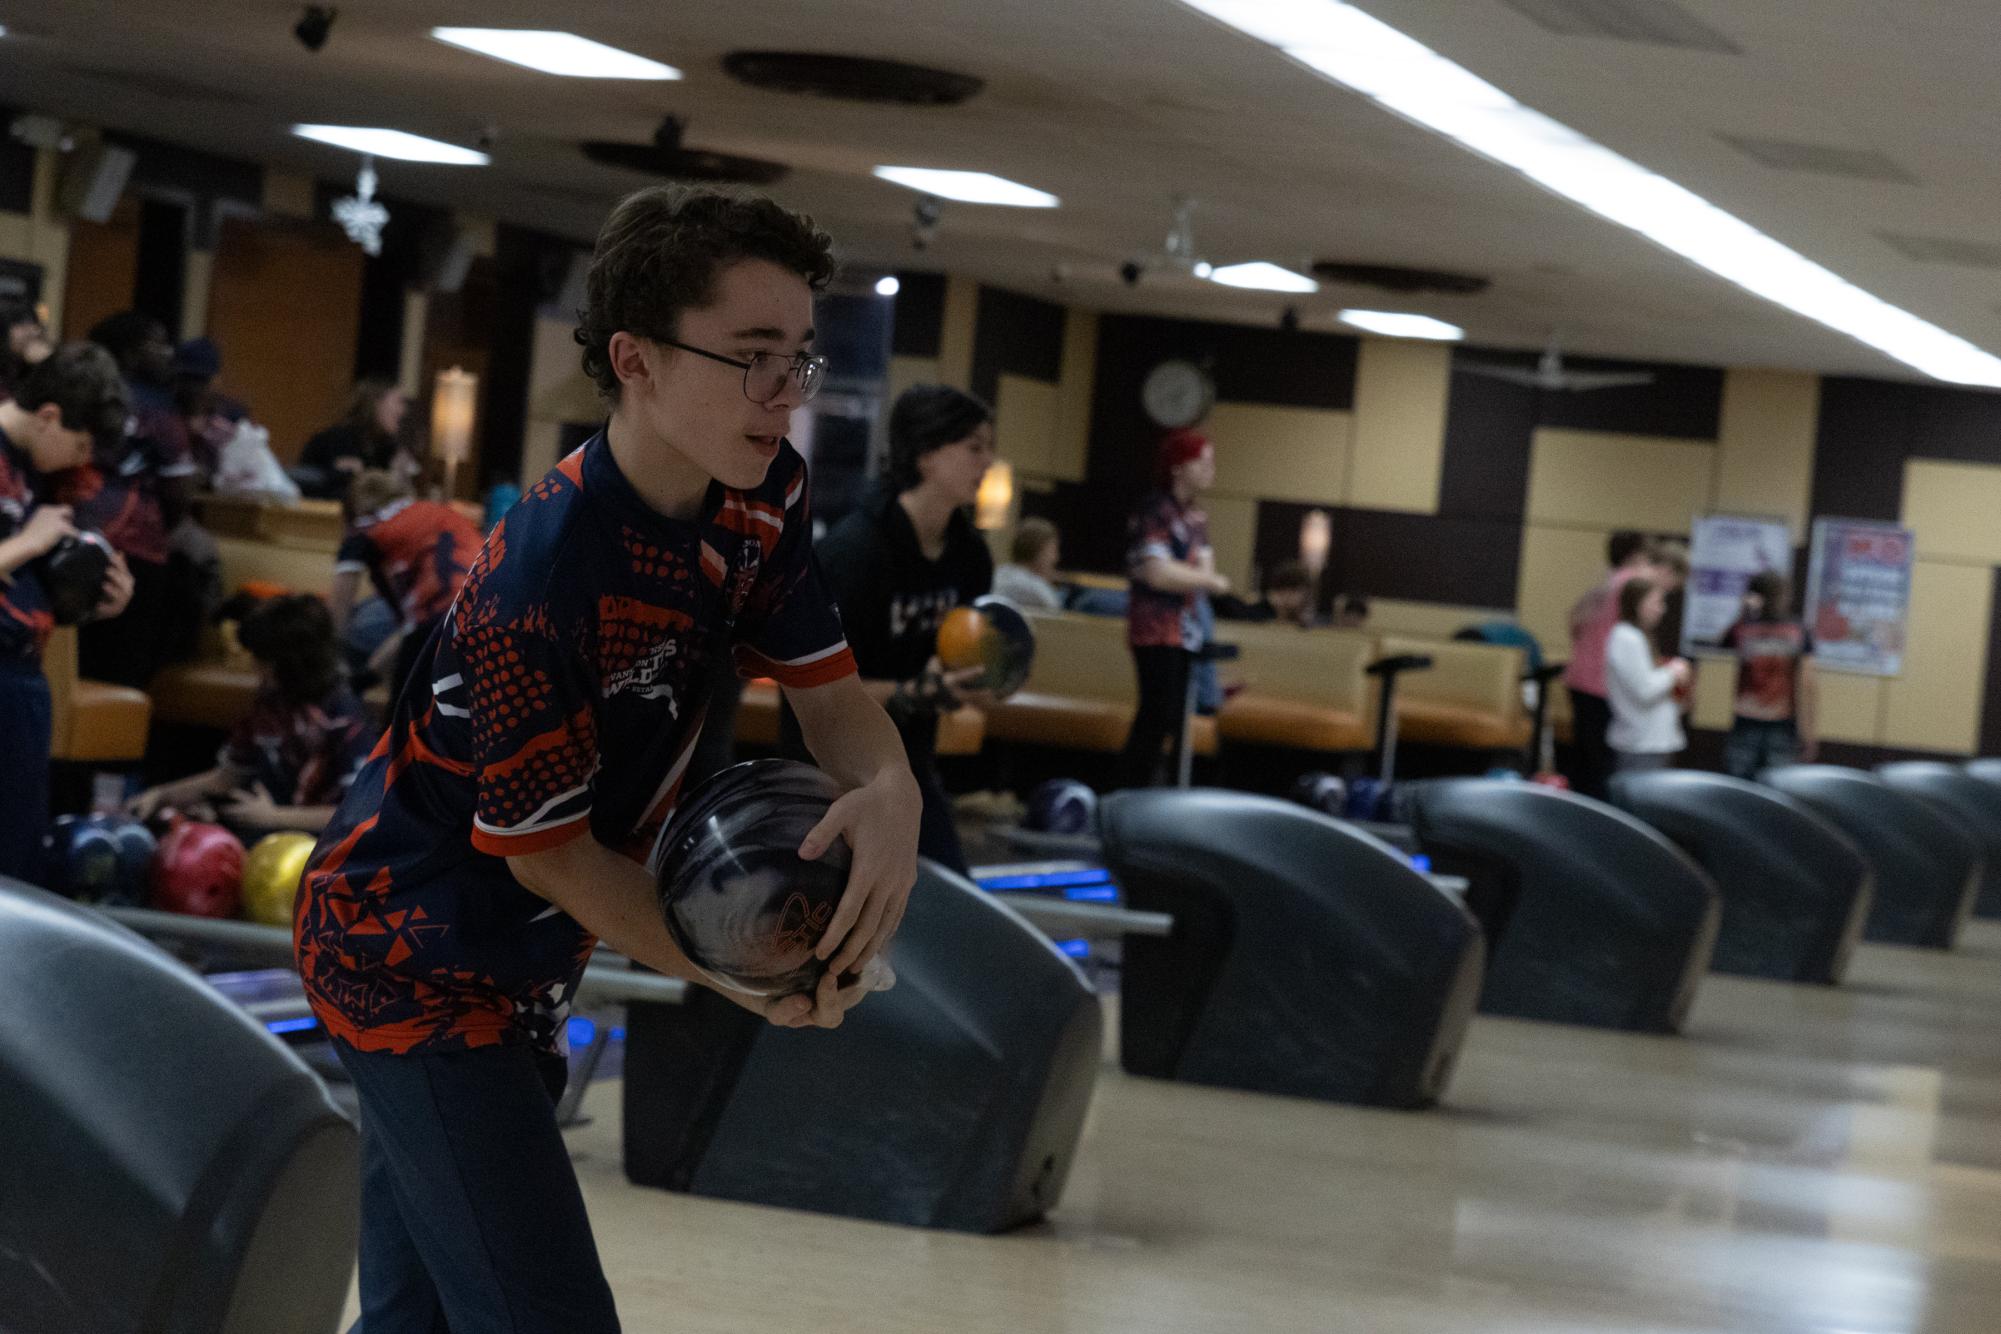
<box><xmin>1526</xmin><ymin>428</ymin><xmax>1716</xmax><ymax>531</ymax></box>
<box><xmin>1901</xmin><ymin>459</ymin><xmax>2001</xmax><ymax>566</ymax></box>
<box><xmin>1714</xmin><ymin>369</ymin><xmax>1818</xmax><ymax>536</ymax></box>
<box><xmin>0</xmin><ymin>151</ymin><xmax>72</xmax><ymax>333</ymax></box>
<box><xmin>1365</xmin><ymin>599</ymin><xmax>1511</xmax><ymax>640</ymax></box>
<box><xmin>937</xmin><ymin>277</ymin><xmax>978</xmax><ymax>390</ymax></box>
<box><xmin>1205</xmin><ymin>402</ymin><xmax>1352</xmax><ymax>504</ymax></box>
<box><xmin>1515</xmin><ymin>524</ymin><xmax>1612</xmax><ymax>658</ymax></box>
<box><xmin>995</xmin><ymin>373</ymin><xmax>1058</xmax><ymax>478</ymax></box>
<box><xmin>886</xmin><ymin>356</ymin><xmax>941</xmax><ymax>421</ymax></box>
<box><xmin>1049</xmin><ymin>308</ymin><xmax>1096</xmax><ymax>483</ymax></box>
<box><xmin>1203</xmin><ymin>495</ymin><xmax>1258</xmax><ymax>596</ymax></box>
<box><xmin>1879</xmin><ymin>560</ymin><xmax>1992</xmax><ymax>754</ymax></box>
<box><xmin>1348</xmin><ymin>338</ymin><xmax>1449</xmax><ymax>514</ymax></box>
<box><xmin>1691</xmin><ymin>658</ymin><xmax>1737</xmax><ymax>731</ymax></box>
<box><xmin>1813</xmin><ymin>669</ymin><xmax>1886</xmax><ymax>746</ymax></box>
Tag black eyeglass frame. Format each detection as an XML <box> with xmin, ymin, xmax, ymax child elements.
<box><xmin>656</xmin><ymin>337</ymin><xmax>828</xmax><ymax>405</ymax></box>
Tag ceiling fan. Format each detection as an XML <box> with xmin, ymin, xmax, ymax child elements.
<box><xmin>1458</xmin><ymin>337</ymin><xmax>1655</xmax><ymax>392</ymax></box>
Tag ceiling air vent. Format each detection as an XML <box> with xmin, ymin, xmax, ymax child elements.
<box><xmin>1310</xmin><ymin>262</ymin><xmax>1491</xmax><ymax>296</ymax></box>
<box><xmin>1501</xmin><ymin>0</ymin><xmax>1740</xmax><ymax>53</ymax></box>
<box><xmin>722</xmin><ymin>52</ymin><xmax>983</xmax><ymax>107</ymax></box>
<box><xmin>1719</xmin><ymin>134</ymin><xmax>1916</xmax><ymax>184</ymax></box>
<box><xmin>581</xmin><ymin>118</ymin><xmax>787</xmax><ymax>186</ymax></box>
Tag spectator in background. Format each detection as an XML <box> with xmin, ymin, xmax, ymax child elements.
<box><xmin>1722</xmin><ymin>571</ymin><xmax>1818</xmax><ymax>778</ymax></box>
<box><xmin>1562</xmin><ymin>530</ymin><xmax>1654</xmax><ymax>799</ymax></box>
<box><xmin>296</xmin><ymin>378</ymin><xmax>419</xmax><ymax>500</ymax></box>
<box><xmin>1332</xmin><ymin>593</ymin><xmax>1370</xmax><ymax>630</ymax></box>
<box><xmin>127</xmin><ymin>594</ymin><xmax>372</xmax><ymax>836</ymax></box>
<box><xmin>1121</xmin><ymin>427</ymin><xmax>1229</xmax><ymax>787</ymax></box>
<box><xmin>0</xmin><ymin>344</ymin><xmax>135</xmax><ymax>880</ymax></box>
<box><xmin>993</xmin><ymin>515</ymin><xmax>1063</xmax><ymax>610</ymax></box>
<box><xmin>330</xmin><ymin>469</ymin><xmax>484</xmax><ymax>704</ymax></box>
<box><xmin>170</xmin><ymin>336</ymin><xmax>248</xmax><ymax>484</ymax></box>
<box><xmin>70</xmin><ymin>310</ymin><xmax>200</xmax><ymax>688</ymax></box>
<box><xmin>0</xmin><ymin>298</ymin><xmax>52</xmax><ymax>398</ymax></box>
<box><xmin>1605</xmin><ymin>576</ymin><xmax>1690</xmax><ymax>775</ymax></box>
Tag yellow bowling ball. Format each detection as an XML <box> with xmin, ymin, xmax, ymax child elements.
<box><xmin>240</xmin><ymin>831</ymin><xmax>316</xmax><ymax>927</ymax></box>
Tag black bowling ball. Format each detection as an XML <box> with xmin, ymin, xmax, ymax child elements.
<box><xmin>40</xmin><ymin>530</ymin><xmax>114</xmax><ymax>624</ymax></box>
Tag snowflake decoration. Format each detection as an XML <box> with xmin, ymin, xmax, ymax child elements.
<box><xmin>332</xmin><ymin>157</ymin><xmax>390</xmax><ymax>257</ymax></box>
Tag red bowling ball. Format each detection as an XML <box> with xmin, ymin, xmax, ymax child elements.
<box><xmin>151</xmin><ymin>817</ymin><xmax>247</xmax><ymax>919</ymax></box>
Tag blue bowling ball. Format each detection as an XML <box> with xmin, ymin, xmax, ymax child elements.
<box><xmin>45</xmin><ymin>813</ymin><xmax>154</xmax><ymax>904</ymax></box>
<box><xmin>1485</xmin><ymin>767</ymin><xmax>1526</xmax><ymax>782</ymax></box>
<box><xmin>1289</xmin><ymin>771</ymin><xmax>1348</xmax><ymax>816</ymax></box>
<box><xmin>1026</xmin><ymin>778</ymin><xmax>1098</xmax><ymax>835</ymax></box>
<box><xmin>1344</xmin><ymin>777</ymin><xmax>1384</xmax><ymax>821</ymax></box>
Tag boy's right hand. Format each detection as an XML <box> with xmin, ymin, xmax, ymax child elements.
<box><xmin>16</xmin><ymin>505</ymin><xmax>77</xmax><ymax>560</ymax></box>
<box><xmin>125</xmin><ymin>787</ymin><xmax>165</xmax><ymax>822</ymax></box>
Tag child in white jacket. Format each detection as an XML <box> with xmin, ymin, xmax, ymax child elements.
<box><xmin>1605</xmin><ymin>577</ymin><xmax>1691</xmax><ymax>774</ymax></box>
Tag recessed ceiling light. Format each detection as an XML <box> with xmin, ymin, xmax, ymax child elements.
<box><xmin>1338</xmin><ymin>309</ymin><xmax>1465</xmax><ymax>341</ymax></box>
<box><xmin>1178</xmin><ymin>0</ymin><xmax>2001</xmax><ymax>388</ymax></box>
<box><xmin>1209</xmin><ymin>261</ymin><xmax>1319</xmax><ymax>293</ymax></box>
<box><xmin>431</xmin><ymin>28</ymin><xmax>681</xmax><ymax>80</ymax></box>
<box><xmin>873</xmin><ymin>166</ymin><xmax>1058</xmax><ymax>207</ymax></box>
<box><xmin>292</xmin><ymin>125</ymin><xmax>489</xmax><ymax>165</ymax></box>
<box><xmin>875</xmin><ymin>275</ymin><xmax>902</xmax><ymax>298</ymax></box>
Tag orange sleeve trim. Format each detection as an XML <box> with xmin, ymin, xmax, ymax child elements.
<box><xmin>471</xmin><ymin>813</ymin><xmax>591</xmax><ymax>858</ymax></box>
<box><xmin>740</xmin><ymin>644</ymin><xmax>857</xmax><ymax>689</ymax></box>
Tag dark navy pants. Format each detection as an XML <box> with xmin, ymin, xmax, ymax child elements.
<box><xmin>0</xmin><ymin>662</ymin><xmax>52</xmax><ymax>885</ymax></box>
<box><xmin>334</xmin><ymin>1040</ymin><xmax>620</xmax><ymax>1334</ymax></box>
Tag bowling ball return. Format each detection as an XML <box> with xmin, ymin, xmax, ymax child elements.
<box><xmin>1877</xmin><ymin>761</ymin><xmax>2001</xmax><ymax>919</ymax></box>
<box><xmin>1763</xmin><ymin>765</ymin><xmax>1980</xmax><ymax>949</ymax></box>
<box><xmin>1407</xmin><ymin>779</ymin><xmax>1721</xmax><ymax>1032</ymax></box>
<box><xmin>1608</xmin><ymin>769</ymin><xmax>1871</xmax><ymax>984</ymax></box>
<box><xmin>623</xmin><ymin>860</ymin><xmax>1101</xmax><ymax>1232</ymax></box>
<box><xmin>1099</xmin><ymin>788</ymin><xmax>1481</xmax><ymax>1108</ymax></box>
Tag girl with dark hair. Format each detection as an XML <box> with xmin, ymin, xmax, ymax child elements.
<box><xmin>797</xmin><ymin>382</ymin><xmax>995</xmax><ymax>871</ymax></box>
<box><xmin>1604</xmin><ymin>576</ymin><xmax>1691</xmax><ymax>775</ymax></box>
<box><xmin>127</xmin><ymin>593</ymin><xmax>373</xmax><ymax>835</ymax></box>
<box><xmin>296</xmin><ymin>377</ymin><xmax>418</xmax><ymax>499</ymax></box>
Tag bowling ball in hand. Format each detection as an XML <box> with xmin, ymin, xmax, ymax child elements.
<box><xmin>241</xmin><ymin>831</ymin><xmax>317</xmax><ymax>926</ymax></box>
<box><xmin>1289</xmin><ymin>771</ymin><xmax>1348</xmax><ymax>816</ymax></box>
<box><xmin>935</xmin><ymin>595</ymin><xmax>1036</xmax><ymax>700</ymax></box>
<box><xmin>39</xmin><ymin>530</ymin><xmax>114</xmax><ymax>624</ymax></box>
<box><xmin>151</xmin><ymin>816</ymin><xmax>246</xmax><ymax>918</ymax></box>
<box><xmin>652</xmin><ymin>758</ymin><xmax>852</xmax><ymax>997</ymax></box>
<box><xmin>1025</xmin><ymin>778</ymin><xmax>1097</xmax><ymax>835</ymax></box>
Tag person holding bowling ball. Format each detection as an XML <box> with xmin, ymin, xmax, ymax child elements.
<box><xmin>294</xmin><ymin>186</ymin><xmax>921</xmax><ymax>1334</ymax></box>
<box><xmin>789</xmin><ymin>382</ymin><xmax>997</xmax><ymax>873</ymax></box>
<box><xmin>126</xmin><ymin>594</ymin><xmax>371</xmax><ymax>837</ymax></box>
<box><xmin>0</xmin><ymin>343</ymin><xmax>134</xmax><ymax>881</ymax></box>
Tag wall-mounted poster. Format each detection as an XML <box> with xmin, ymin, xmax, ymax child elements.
<box><xmin>1805</xmin><ymin>518</ymin><xmax>1913</xmax><ymax>676</ymax></box>
<box><xmin>1682</xmin><ymin>513</ymin><xmax>1795</xmax><ymax>655</ymax></box>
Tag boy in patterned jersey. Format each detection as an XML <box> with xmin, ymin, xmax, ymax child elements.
<box><xmin>297</xmin><ymin>188</ymin><xmax>921</xmax><ymax>1333</ymax></box>
<box><xmin>330</xmin><ymin>468</ymin><xmax>485</xmax><ymax>702</ymax></box>
<box><xmin>1722</xmin><ymin>571</ymin><xmax>1818</xmax><ymax>778</ymax></box>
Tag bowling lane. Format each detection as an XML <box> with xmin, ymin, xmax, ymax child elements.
<box><xmin>344</xmin><ymin>922</ymin><xmax>2001</xmax><ymax>1332</ymax></box>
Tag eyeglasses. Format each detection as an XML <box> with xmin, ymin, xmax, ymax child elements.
<box><xmin>658</xmin><ymin>338</ymin><xmax>827</xmax><ymax>405</ymax></box>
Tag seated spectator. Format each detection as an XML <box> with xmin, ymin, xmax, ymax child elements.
<box><xmin>295</xmin><ymin>378</ymin><xmax>419</xmax><ymax>500</ymax></box>
<box><xmin>170</xmin><ymin>337</ymin><xmax>249</xmax><ymax>485</ymax></box>
<box><xmin>1331</xmin><ymin>593</ymin><xmax>1370</xmax><ymax>630</ymax></box>
<box><xmin>331</xmin><ymin>470</ymin><xmax>484</xmax><ymax>702</ymax></box>
<box><xmin>993</xmin><ymin>516</ymin><xmax>1063</xmax><ymax>609</ymax></box>
<box><xmin>126</xmin><ymin>594</ymin><xmax>371</xmax><ymax>836</ymax></box>
<box><xmin>1217</xmin><ymin>559</ymin><xmax>1321</xmax><ymax>627</ymax></box>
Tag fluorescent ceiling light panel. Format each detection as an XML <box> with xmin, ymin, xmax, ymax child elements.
<box><xmin>293</xmin><ymin>125</ymin><xmax>489</xmax><ymax>165</ymax></box>
<box><xmin>1339</xmin><ymin>309</ymin><xmax>1464</xmax><ymax>341</ymax></box>
<box><xmin>431</xmin><ymin>28</ymin><xmax>681</xmax><ymax>80</ymax></box>
<box><xmin>1209</xmin><ymin>261</ymin><xmax>1319</xmax><ymax>293</ymax></box>
<box><xmin>1178</xmin><ymin>0</ymin><xmax>2001</xmax><ymax>387</ymax></box>
<box><xmin>873</xmin><ymin>166</ymin><xmax>1058</xmax><ymax>207</ymax></box>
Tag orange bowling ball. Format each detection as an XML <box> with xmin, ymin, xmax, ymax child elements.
<box><xmin>936</xmin><ymin>606</ymin><xmax>989</xmax><ymax>672</ymax></box>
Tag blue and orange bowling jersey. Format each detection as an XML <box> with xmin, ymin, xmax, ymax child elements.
<box><xmin>0</xmin><ymin>428</ymin><xmax>55</xmax><ymax>665</ymax></box>
<box><xmin>297</xmin><ymin>433</ymin><xmax>855</xmax><ymax>1054</ymax></box>
<box><xmin>335</xmin><ymin>497</ymin><xmax>485</xmax><ymax>628</ymax></box>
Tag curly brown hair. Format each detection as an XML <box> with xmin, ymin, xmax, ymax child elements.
<box><xmin>13</xmin><ymin>341</ymin><xmax>128</xmax><ymax>450</ymax></box>
<box><xmin>575</xmin><ymin>186</ymin><xmax>837</xmax><ymax>400</ymax></box>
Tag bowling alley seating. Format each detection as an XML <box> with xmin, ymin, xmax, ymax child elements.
<box><xmin>1098</xmin><ymin>788</ymin><xmax>1482</xmax><ymax>1107</ymax></box>
<box><xmin>1213</xmin><ymin>624</ymin><xmax>1376</xmax><ymax>755</ymax></box>
<box><xmin>1378</xmin><ymin>634</ymin><xmax>1533</xmax><ymax>754</ymax></box>
<box><xmin>1608</xmin><ymin>769</ymin><xmax>1871</xmax><ymax>984</ymax></box>
<box><xmin>1878</xmin><ymin>761</ymin><xmax>2001</xmax><ymax>918</ymax></box>
<box><xmin>1763</xmin><ymin>765</ymin><xmax>1980</xmax><ymax>949</ymax></box>
<box><xmin>622</xmin><ymin>860</ymin><xmax>1101</xmax><ymax>1232</ymax></box>
<box><xmin>147</xmin><ymin>533</ymin><xmax>339</xmax><ymax>730</ymax></box>
<box><xmin>0</xmin><ymin>878</ymin><xmax>356</xmax><ymax>1334</ymax></box>
<box><xmin>983</xmin><ymin>610</ymin><xmax>1218</xmax><ymax>758</ymax></box>
<box><xmin>42</xmin><ymin>626</ymin><xmax>152</xmax><ymax>764</ymax></box>
<box><xmin>1407</xmin><ymin>779</ymin><xmax>1720</xmax><ymax>1032</ymax></box>
<box><xmin>735</xmin><ymin>678</ymin><xmax>987</xmax><ymax>755</ymax></box>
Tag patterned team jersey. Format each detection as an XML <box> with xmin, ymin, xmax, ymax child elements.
<box><xmin>297</xmin><ymin>433</ymin><xmax>854</xmax><ymax>1055</ymax></box>
<box><xmin>0</xmin><ymin>428</ymin><xmax>55</xmax><ymax>665</ymax></box>
<box><xmin>1126</xmin><ymin>490</ymin><xmax>1210</xmax><ymax>651</ymax></box>
<box><xmin>336</xmin><ymin>498</ymin><xmax>484</xmax><ymax>627</ymax></box>
<box><xmin>220</xmin><ymin>682</ymin><xmax>374</xmax><ymax>807</ymax></box>
<box><xmin>63</xmin><ymin>380</ymin><xmax>196</xmax><ymax>567</ymax></box>
<box><xmin>1724</xmin><ymin>617</ymin><xmax>1813</xmax><ymax>722</ymax></box>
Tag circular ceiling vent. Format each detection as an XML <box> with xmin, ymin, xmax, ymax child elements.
<box><xmin>722</xmin><ymin>52</ymin><xmax>984</xmax><ymax>107</ymax></box>
<box><xmin>581</xmin><ymin>118</ymin><xmax>787</xmax><ymax>186</ymax></box>
<box><xmin>1310</xmin><ymin>262</ymin><xmax>1490</xmax><ymax>296</ymax></box>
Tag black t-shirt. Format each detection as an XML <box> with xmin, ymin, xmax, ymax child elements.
<box><xmin>816</xmin><ymin>487</ymin><xmax>993</xmax><ymax>685</ymax></box>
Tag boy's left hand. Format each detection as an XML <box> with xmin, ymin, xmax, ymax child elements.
<box><xmin>94</xmin><ymin>552</ymin><xmax>134</xmax><ymax>620</ymax></box>
<box><xmin>221</xmin><ymin>782</ymin><xmax>281</xmax><ymax>830</ymax></box>
<box><xmin>799</xmin><ymin>767</ymin><xmax>922</xmax><ymax>977</ymax></box>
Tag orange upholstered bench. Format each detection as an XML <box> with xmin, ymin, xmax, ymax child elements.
<box><xmin>44</xmin><ymin>627</ymin><xmax>151</xmax><ymax>763</ymax></box>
